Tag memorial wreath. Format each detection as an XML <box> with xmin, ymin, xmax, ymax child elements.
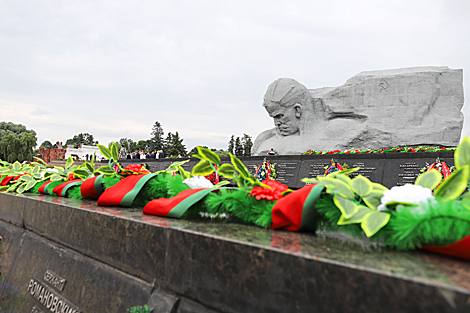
<box><xmin>1</xmin><ymin>138</ymin><xmax>470</xmax><ymax>261</ymax></box>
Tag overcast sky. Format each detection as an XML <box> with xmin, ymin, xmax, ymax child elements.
<box><xmin>1</xmin><ymin>1</ymin><xmax>469</xmax><ymax>151</ymax></box>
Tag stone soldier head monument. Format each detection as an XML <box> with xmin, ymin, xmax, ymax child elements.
<box><xmin>252</xmin><ymin>66</ymin><xmax>464</xmax><ymax>155</ymax></box>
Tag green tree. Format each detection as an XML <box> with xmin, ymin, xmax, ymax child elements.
<box><xmin>137</xmin><ymin>140</ymin><xmax>148</xmax><ymax>151</ymax></box>
<box><xmin>166</xmin><ymin>132</ymin><xmax>187</xmax><ymax>157</ymax></box>
<box><xmin>234</xmin><ymin>137</ymin><xmax>243</xmax><ymax>156</ymax></box>
<box><xmin>0</xmin><ymin>122</ymin><xmax>37</xmax><ymax>162</ymax></box>
<box><xmin>40</xmin><ymin>140</ymin><xmax>53</xmax><ymax>148</ymax></box>
<box><xmin>242</xmin><ymin>134</ymin><xmax>253</xmax><ymax>156</ymax></box>
<box><xmin>212</xmin><ymin>149</ymin><xmax>230</xmax><ymax>157</ymax></box>
<box><xmin>228</xmin><ymin>135</ymin><xmax>235</xmax><ymax>154</ymax></box>
<box><xmin>163</xmin><ymin>132</ymin><xmax>173</xmax><ymax>156</ymax></box>
<box><xmin>66</xmin><ymin>133</ymin><xmax>97</xmax><ymax>148</ymax></box>
<box><xmin>119</xmin><ymin>138</ymin><xmax>138</xmax><ymax>152</ymax></box>
<box><xmin>149</xmin><ymin>121</ymin><xmax>165</xmax><ymax>152</ymax></box>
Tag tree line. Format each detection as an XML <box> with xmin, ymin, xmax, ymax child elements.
<box><xmin>0</xmin><ymin>120</ymin><xmax>254</xmax><ymax>163</ymax></box>
<box><xmin>0</xmin><ymin>122</ymin><xmax>37</xmax><ymax>163</ymax></box>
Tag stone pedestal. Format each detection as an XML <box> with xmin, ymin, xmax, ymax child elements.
<box><xmin>0</xmin><ymin>192</ymin><xmax>469</xmax><ymax>312</ymax></box>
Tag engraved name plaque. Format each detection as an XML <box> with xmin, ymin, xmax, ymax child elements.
<box><xmin>27</xmin><ymin>270</ymin><xmax>81</xmax><ymax>313</ymax></box>
<box><xmin>44</xmin><ymin>270</ymin><xmax>66</xmax><ymax>292</ymax></box>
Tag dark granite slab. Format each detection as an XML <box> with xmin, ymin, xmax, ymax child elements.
<box><xmin>119</xmin><ymin>151</ymin><xmax>455</xmax><ymax>189</ymax></box>
<box><xmin>0</xmin><ymin>221</ymin><xmax>152</xmax><ymax>312</ymax></box>
<box><xmin>0</xmin><ymin>192</ymin><xmax>469</xmax><ymax>312</ymax></box>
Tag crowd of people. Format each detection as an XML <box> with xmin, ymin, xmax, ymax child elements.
<box><xmin>119</xmin><ymin>146</ymin><xmax>165</xmax><ymax>160</ymax></box>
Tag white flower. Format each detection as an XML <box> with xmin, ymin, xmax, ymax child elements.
<box><xmin>377</xmin><ymin>184</ymin><xmax>434</xmax><ymax>211</ymax></box>
<box><xmin>183</xmin><ymin>176</ymin><xmax>214</xmax><ymax>189</ymax></box>
<box><xmin>40</xmin><ymin>168</ymin><xmax>59</xmax><ymax>179</ymax></box>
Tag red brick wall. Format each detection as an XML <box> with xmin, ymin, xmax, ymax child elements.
<box><xmin>36</xmin><ymin>147</ymin><xmax>67</xmax><ymax>163</ymax></box>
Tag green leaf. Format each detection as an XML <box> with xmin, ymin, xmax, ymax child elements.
<box><xmin>230</xmin><ymin>154</ymin><xmax>250</xmax><ymax>177</ymax></box>
<box><xmin>6</xmin><ymin>182</ymin><xmax>20</xmax><ymax>193</ymax></box>
<box><xmin>97</xmin><ymin>144</ymin><xmax>112</xmax><ymax>160</ymax></box>
<box><xmin>33</xmin><ymin>157</ymin><xmax>47</xmax><ymax>165</ymax></box>
<box><xmin>330</xmin><ymin>167</ymin><xmax>360</xmax><ymax>176</ymax></box>
<box><xmin>455</xmin><ymin>136</ymin><xmax>470</xmax><ymax>176</ymax></box>
<box><xmin>16</xmin><ymin>183</ymin><xmax>26</xmax><ymax>194</ymax></box>
<box><xmin>434</xmin><ymin>166</ymin><xmax>469</xmax><ymax>201</ymax></box>
<box><xmin>213</xmin><ymin>180</ymin><xmax>230</xmax><ymax>188</ymax></box>
<box><xmin>50</xmin><ymin>174</ymin><xmax>63</xmax><ymax>181</ymax></box>
<box><xmin>12</xmin><ymin>161</ymin><xmax>21</xmax><ymax>171</ymax></box>
<box><xmin>68</xmin><ymin>165</ymin><xmax>79</xmax><ymax>173</ymax></box>
<box><xmin>191</xmin><ymin>161</ymin><xmax>214</xmax><ymax>176</ymax></box>
<box><xmin>0</xmin><ymin>186</ymin><xmax>8</xmax><ymax>191</ymax></box>
<box><xmin>197</xmin><ymin>146</ymin><xmax>220</xmax><ymax>165</ymax></box>
<box><xmin>318</xmin><ymin>177</ymin><xmax>355</xmax><ymax>199</ymax></box>
<box><xmin>333</xmin><ymin>195</ymin><xmax>359</xmax><ymax>219</ymax></box>
<box><xmin>333</xmin><ymin>173</ymin><xmax>352</xmax><ymax>186</ymax></box>
<box><xmin>372</xmin><ymin>183</ymin><xmax>388</xmax><ymax>192</ymax></box>
<box><xmin>73</xmin><ymin>169</ymin><xmax>89</xmax><ymax>178</ymax></box>
<box><xmin>337</xmin><ymin>205</ymin><xmax>372</xmax><ymax>225</ymax></box>
<box><xmin>415</xmin><ymin>169</ymin><xmax>442</xmax><ymax>190</ymax></box>
<box><xmin>191</xmin><ymin>153</ymin><xmax>203</xmax><ymax>160</ymax></box>
<box><xmin>301</xmin><ymin>177</ymin><xmax>320</xmax><ymax>184</ymax></box>
<box><xmin>363</xmin><ymin>191</ymin><xmax>385</xmax><ymax>210</ymax></box>
<box><xmin>20</xmin><ymin>175</ymin><xmax>32</xmax><ymax>181</ymax></box>
<box><xmin>65</xmin><ymin>156</ymin><xmax>74</xmax><ymax>169</ymax></box>
<box><xmin>24</xmin><ymin>180</ymin><xmax>38</xmax><ymax>191</ymax></box>
<box><xmin>168</xmin><ymin>160</ymin><xmax>190</xmax><ymax>168</ymax></box>
<box><xmin>111</xmin><ymin>142</ymin><xmax>119</xmax><ymax>161</ymax></box>
<box><xmin>32</xmin><ymin>173</ymin><xmax>42</xmax><ymax>179</ymax></box>
<box><xmin>0</xmin><ymin>168</ymin><xmax>11</xmax><ymax>174</ymax></box>
<box><xmin>361</xmin><ymin>211</ymin><xmax>390</xmax><ymax>237</ymax></box>
<box><xmin>32</xmin><ymin>166</ymin><xmax>41</xmax><ymax>175</ymax></box>
<box><xmin>218</xmin><ymin>163</ymin><xmax>236</xmax><ymax>179</ymax></box>
<box><xmin>54</xmin><ymin>166</ymin><xmax>64</xmax><ymax>175</ymax></box>
<box><xmin>351</xmin><ymin>175</ymin><xmax>373</xmax><ymax>197</ymax></box>
<box><xmin>384</xmin><ymin>201</ymin><xmax>417</xmax><ymax>210</ymax></box>
<box><xmin>177</xmin><ymin>166</ymin><xmax>191</xmax><ymax>179</ymax></box>
<box><xmin>97</xmin><ymin>166</ymin><xmax>116</xmax><ymax>175</ymax></box>
<box><xmin>85</xmin><ymin>162</ymin><xmax>95</xmax><ymax>174</ymax></box>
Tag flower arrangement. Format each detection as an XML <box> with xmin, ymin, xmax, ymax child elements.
<box><xmin>302</xmin><ymin>146</ymin><xmax>455</xmax><ymax>155</ymax></box>
<box><xmin>1</xmin><ymin>138</ymin><xmax>470</xmax><ymax>261</ymax></box>
<box><xmin>324</xmin><ymin>159</ymin><xmax>349</xmax><ymax>176</ymax></box>
<box><xmin>255</xmin><ymin>158</ymin><xmax>277</xmax><ymax>182</ymax></box>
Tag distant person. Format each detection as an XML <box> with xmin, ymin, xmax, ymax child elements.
<box><xmin>268</xmin><ymin>148</ymin><xmax>276</xmax><ymax>156</ymax></box>
<box><xmin>146</xmin><ymin>151</ymin><xmax>151</xmax><ymax>159</ymax></box>
<box><xmin>158</xmin><ymin>150</ymin><xmax>165</xmax><ymax>159</ymax></box>
<box><xmin>119</xmin><ymin>145</ymin><xmax>127</xmax><ymax>159</ymax></box>
<box><xmin>126</xmin><ymin>153</ymin><xmax>131</xmax><ymax>159</ymax></box>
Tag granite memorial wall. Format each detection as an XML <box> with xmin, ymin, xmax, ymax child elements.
<box><xmin>119</xmin><ymin>150</ymin><xmax>454</xmax><ymax>189</ymax></box>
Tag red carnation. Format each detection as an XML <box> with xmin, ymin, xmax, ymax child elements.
<box><xmin>124</xmin><ymin>164</ymin><xmax>151</xmax><ymax>174</ymax></box>
<box><xmin>250</xmin><ymin>180</ymin><xmax>288</xmax><ymax>201</ymax></box>
<box><xmin>67</xmin><ymin>173</ymin><xmax>74</xmax><ymax>180</ymax></box>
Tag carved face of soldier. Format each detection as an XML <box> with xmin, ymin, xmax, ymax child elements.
<box><xmin>264</xmin><ymin>101</ymin><xmax>302</xmax><ymax>136</ymax></box>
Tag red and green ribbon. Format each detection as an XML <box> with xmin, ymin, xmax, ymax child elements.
<box><xmin>97</xmin><ymin>174</ymin><xmax>157</xmax><ymax>207</ymax></box>
<box><xmin>52</xmin><ymin>179</ymin><xmax>83</xmax><ymax>197</ymax></box>
<box><xmin>143</xmin><ymin>188</ymin><xmax>214</xmax><ymax>218</ymax></box>
<box><xmin>271</xmin><ymin>183</ymin><xmax>324</xmax><ymax>231</ymax></box>
<box><xmin>80</xmin><ymin>175</ymin><xmax>104</xmax><ymax>199</ymax></box>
